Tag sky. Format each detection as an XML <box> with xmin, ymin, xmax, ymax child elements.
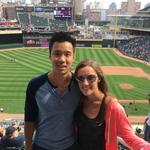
<box><xmin>84</xmin><ymin>0</ymin><xmax>150</xmax><ymax>9</ymax></box>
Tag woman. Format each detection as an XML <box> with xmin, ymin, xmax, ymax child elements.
<box><xmin>74</xmin><ymin>59</ymin><xmax>150</xmax><ymax>150</ymax></box>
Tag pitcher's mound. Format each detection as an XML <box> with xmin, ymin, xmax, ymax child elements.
<box><xmin>120</xmin><ymin>83</ymin><xmax>134</xmax><ymax>89</ymax></box>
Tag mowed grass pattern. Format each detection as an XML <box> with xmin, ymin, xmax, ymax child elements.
<box><xmin>0</xmin><ymin>48</ymin><xmax>150</xmax><ymax>114</ymax></box>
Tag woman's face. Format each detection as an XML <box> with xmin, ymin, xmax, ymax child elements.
<box><xmin>76</xmin><ymin>66</ymin><xmax>100</xmax><ymax>97</ymax></box>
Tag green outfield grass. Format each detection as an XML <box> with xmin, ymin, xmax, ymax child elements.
<box><xmin>0</xmin><ymin>43</ymin><xmax>23</xmax><ymax>49</ymax></box>
<box><xmin>106</xmin><ymin>75</ymin><xmax>150</xmax><ymax>100</ymax></box>
<box><xmin>123</xmin><ymin>103</ymin><xmax>150</xmax><ymax>116</ymax></box>
<box><xmin>0</xmin><ymin>48</ymin><xmax>150</xmax><ymax>114</ymax></box>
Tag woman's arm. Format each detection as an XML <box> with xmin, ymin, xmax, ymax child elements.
<box><xmin>116</xmin><ymin>103</ymin><xmax>150</xmax><ymax>150</ymax></box>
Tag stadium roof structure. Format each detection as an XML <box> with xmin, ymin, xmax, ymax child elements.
<box><xmin>139</xmin><ymin>5</ymin><xmax>150</xmax><ymax>12</ymax></box>
<box><xmin>136</xmin><ymin>5</ymin><xmax>150</xmax><ymax>17</ymax></box>
<box><xmin>119</xmin><ymin>27</ymin><xmax>150</xmax><ymax>33</ymax></box>
<box><xmin>109</xmin><ymin>5</ymin><xmax>150</xmax><ymax>33</ymax></box>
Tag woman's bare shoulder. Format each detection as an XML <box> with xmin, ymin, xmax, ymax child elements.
<box><xmin>105</xmin><ymin>95</ymin><xmax>117</xmax><ymax>105</ymax></box>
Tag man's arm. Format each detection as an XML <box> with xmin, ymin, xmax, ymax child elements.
<box><xmin>24</xmin><ymin>121</ymin><xmax>35</xmax><ymax>150</ymax></box>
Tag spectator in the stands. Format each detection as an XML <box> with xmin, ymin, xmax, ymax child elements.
<box><xmin>0</xmin><ymin>126</ymin><xmax>5</xmax><ymax>147</ymax></box>
<box><xmin>117</xmin><ymin>36</ymin><xmax>150</xmax><ymax>62</ymax></box>
<box><xmin>144</xmin><ymin>112</ymin><xmax>150</xmax><ymax>142</ymax></box>
<box><xmin>1</xmin><ymin>126</ymin><xmax>24</xmax><ymax>149</ymax></box>
<box><xmin>148</xmin><ymin>93</ymin><xmax>150</xmax><ymax>105</ymax></box>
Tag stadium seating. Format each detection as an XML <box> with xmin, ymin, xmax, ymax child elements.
<box><xmin>117</xmin><ymin>36</ymin><xmax>150</xmax><ymax>62</ymax></box>
<box><xmin>31</xmin><ymin>15</ymin><xmax>48</xmax><ymax>27</ymax></box>
<box><xmin>17</xmin><ymin>13</ymin><xmax>29</xmax><ymax>25</ymax></box>
<box><xmin>49</xmin><ymin>19</ymin><xmax>70</xmax><ymax>31</ymax></box>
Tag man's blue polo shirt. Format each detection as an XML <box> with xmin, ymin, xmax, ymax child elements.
<box><xmin>25</xmin><ymin>73</ymin><xmax>81</xmax><ymax>150</ymax></box>
<box><xmin>1</xmin><ymin>135</ymin><xmax>24</xmax><ymax>148</ymax></box>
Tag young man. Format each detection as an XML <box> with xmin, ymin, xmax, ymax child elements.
<box><xmin>24</xmin><ymin>32</ymin><xmax>81</xmax><ymax>150</ymax></box>
<box><xmin>1</xmin><ymin>126</ymin><xmax>24</xmax><ymax>149</ymax></box>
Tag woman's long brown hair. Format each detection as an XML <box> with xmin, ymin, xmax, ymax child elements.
<box><xmin>74</xmin><ymin>59</ymin><xmax>108</xmax><ymax>124</ymax></box>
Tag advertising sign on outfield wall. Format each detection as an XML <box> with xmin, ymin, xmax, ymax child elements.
<box><xmin>24</xmin><ymin>39</ymin><xmax>49</xmax><ymax>47</ymax></box>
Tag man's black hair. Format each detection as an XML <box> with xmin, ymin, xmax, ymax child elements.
<box><xmin>49</xmin><ymin>32</ymin><xmax>76</xmax><ymax>54</ymax></box>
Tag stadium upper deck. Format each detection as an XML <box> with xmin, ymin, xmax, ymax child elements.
<box><xmin>108</xmin><ymin>5</ymin><xmax>150</xmax><ymax>36</ymax></box>
<box><xmin>118</xmin><ymin>5</ymin><xmax>150</xmax><ymax>33</ymax></box>
<box><xmin>15</xmin><ymin>5</ymin><xmax>73</xmax><ymax>32</ymax></box>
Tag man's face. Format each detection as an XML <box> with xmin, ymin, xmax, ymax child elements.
<box><xmin>49</xmin><ymin>41</ymin><xmax>74</xmax><ymax>75</ymax></box>
<box><xmin>13</xmin><ymin>130</ymin><xmax>19</xmax><ymax>137</ymax></box>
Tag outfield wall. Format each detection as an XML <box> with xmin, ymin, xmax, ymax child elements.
<box><xmin>0</xmin><ymin>32</ymin><xmax>126</xmax><ymax>48</ymax></box>
<box><xmin>22</xmin><ymin>31</ymin><xmax>119</xmax><ymax>47</ymax></box>
<box><xmin>23</xmin><ymin>38</ymin><xmax>120</xmax><ymax>48</ymax></box>
<box><xmin>23</xmin><ymin>38</ymin><xmax>104</xmax><ymax>47</ymax></box>
<box><xmin>0</xmin><ymin>33</ymin><xmax>23</xmax><ymax>44</ymax></box>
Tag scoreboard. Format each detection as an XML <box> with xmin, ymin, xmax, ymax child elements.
<box><xmin>16</xmin><ymin>6</ymin><xmax>71</xmax><ymax>16</ymax></box>
<box><xmin>54</xmin><ymin>7</ymin><xmax>72</xmax><ymax>18</ymax></box>
<box><xmin>16</xmin><ymin>6</ymin><xmax>72</xmax><ymax>18</ymax></box>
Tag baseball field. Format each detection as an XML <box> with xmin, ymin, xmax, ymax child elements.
<box><xmin>0</xmin><ymin>47</ymin><xmax>150</xmax><ymax>116</ymax></box>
